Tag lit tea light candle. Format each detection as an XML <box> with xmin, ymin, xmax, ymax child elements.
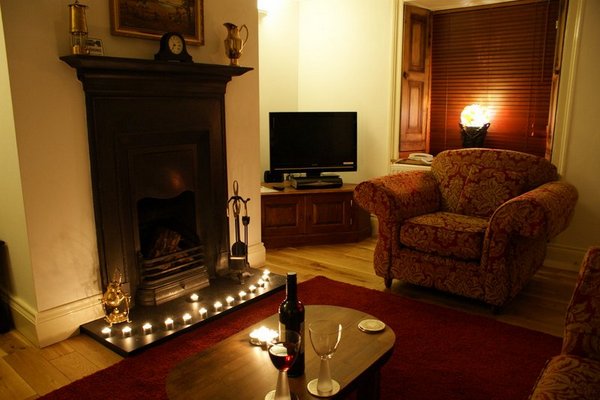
<box><xmin>190</xmin><ymin>293</ymin><xmax>199</xmax><ymax>302</ymax></box>
<box><xmin>249</xmin><ymin>326</ymin><xmax>278</xmax><ymax>346</ymax></box>
<box><xmin>257</xmin><ymin>278</ymin><xmax>265</xmax><ymax>287</ymax></box>
<box><xmin>165</xmin><ymin>317</ymin><xmax>174</xmax><ymax>330</ymax></box>
<box><xmin>182</xmin><ymin>313</ymin><xmax>192</xmax><ymax>324</ymax></box>
<box><xmin>214</xmin><ymin>301</ymin><xmax>223</xmax><ymax>312</ymax></box>
<box><xmin>101</xmin><ymin>326</ymin><xmax>112</xmax><ymax>337</ymax></box>
<box><xmin>262</xmin><ymin>269</ymin><xmax>271</xmax><ymax>281</ymax></box>
<box><xmin>249</xmin><ymin>285</ymin><xmax>257</xmax><ymax>293</ymax></box>
<box><xmin>122</xmin><ymin>326</ymin><xmax>132</xmax><ymax>337</ymax></box>
<box><xmin>142</xmin><ymin>323</ymin><xmax>152</xmax><ymax>334</ymax></box>
<box><xmin>239</xmin><ymin>290</ymin><xmax>247</xmax><ymax>300</ymax></box>
<box><xmin>199</xmin><ymin>307</ymin><xmax>208</xmax><ymax>319</ymax></box>
<box><xmin>225</xmin><ymin>296</ymin><xmax>235</xmax><ymax>307</ymax></box>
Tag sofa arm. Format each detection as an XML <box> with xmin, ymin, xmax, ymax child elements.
<box><xmin>562</xmin><ymin>246</ymin><xmax>600</xmax><ymax>361</ymax></box>
<box><xmin>487</xmin><ymin>180</ymin><xmax>578</xmax><ymax>240</ymax></box>
<box><xmin>353</xmin><ymin>171</ymin><xmax>440</xmax><ymax>223</ymax></box>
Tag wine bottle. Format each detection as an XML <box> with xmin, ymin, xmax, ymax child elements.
<box><xmin>279</xmin><ymin>272</ymin><xmax>305</xmax><ymax>377</ymax></box>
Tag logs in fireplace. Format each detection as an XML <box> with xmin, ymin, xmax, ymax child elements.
<box><xmin>61</xmin><ymin>55</ymin><xmax>252</xmax><ymax>306</ymax></box>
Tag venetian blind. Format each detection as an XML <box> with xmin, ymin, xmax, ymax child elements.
<box><xmin>429</xmin><ymin>0</ymin><xmax>559</xmax><ymax>157</ymax></box>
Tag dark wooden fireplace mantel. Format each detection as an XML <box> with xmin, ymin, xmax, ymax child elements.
<box><xmin>60</xmin><ymin>55</ymin><xmax>252</xmax><ymax>93</ymax></box>
<box><xmin>62</xmin><ymin>55</ymin><xmax>252</xmax><ymax>305</ymax></box>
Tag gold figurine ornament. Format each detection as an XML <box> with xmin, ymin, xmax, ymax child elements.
<box><xmin>101</xmin><ymin>270</ymin><xmax>131</xmax><ymax>326</ymax></box>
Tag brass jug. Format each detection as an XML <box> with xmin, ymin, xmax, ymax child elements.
<box><xmin>224</xmin><ymin>22</ymin><xmax>248</xmax><ymax>66</ymax></box>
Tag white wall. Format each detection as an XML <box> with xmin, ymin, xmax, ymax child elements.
<box><xmin>297</xmin><ymin>0</ymin><xmax>396</xmax><ymax>183</ymax></box>
<box><xmin>549</xmin><ymin>0</ymin><xmax>600</xmax><ymax>265</ymax></box>
<box><xmin>258</xmin><ymin>0</ymin><xmax>300</xmax><ymax>176</ymax></box>
<box><xmin>259</xmin><ymin>0</ymin><xmax>395</xmax><ymax>183</ymax></box>
<box><xmin>0</xmin><ymin>6</ymin><xmax>37</xmax><ymax>323</ymax></box>
<box><xmin>0</xmin><ymin>0</ymin><xmax>261</xmax><ymax>346</ymax></box>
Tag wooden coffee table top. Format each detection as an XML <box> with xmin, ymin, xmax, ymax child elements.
<box><xmin>166</xmin><ymin>305</ymin><xmax>396</xmax><ymax>399</ymax></box>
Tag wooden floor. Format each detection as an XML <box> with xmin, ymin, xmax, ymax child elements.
<box><xmin>0</xmin><ymin>238</ymin><xmax>579</xmax><ymax>399</ymax></box>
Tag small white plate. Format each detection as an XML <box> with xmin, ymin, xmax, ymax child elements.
<box><xmin>358</xmin><ymin>319</ymin><xmax>386</xmax><ymax>333</ymax></box>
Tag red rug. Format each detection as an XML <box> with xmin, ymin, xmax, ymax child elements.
<box><xmin>41</xmin><ymin>276</ymin><xmax>560</xmax><ymax>400</ymax></box>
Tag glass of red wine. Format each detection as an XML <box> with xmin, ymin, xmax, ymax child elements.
<box><xmin>265</xmin><ymin>330</ymin><xmax>301</xmax><ymax>400</ymax></box>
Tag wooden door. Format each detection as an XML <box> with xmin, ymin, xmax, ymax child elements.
<box><xmin>399</xmin><ymin>5</ymin><xmax>431</xmax><ymax>157</ymax></box>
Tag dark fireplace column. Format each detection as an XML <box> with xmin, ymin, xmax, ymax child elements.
<box><xmin>61</xmin><ymin>55</ymin><xmax>252</xmax><ymax>305</ymax></box>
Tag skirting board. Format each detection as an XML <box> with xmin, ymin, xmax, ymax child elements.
<box><xmin>7</xmin><ymin>242</ymin><xmax>268</xmax><ymax>348</ymax></box>
<box><xmin>368</xmin><ymin>215</ymin><xmax>586</xmax><ymax>272</ymax></box>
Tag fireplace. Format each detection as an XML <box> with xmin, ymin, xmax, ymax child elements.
<box><xmin>61</xmin><ymin>55</ymin><xmax>251</xmax><ymax>306</ymax></box>
<box><xmin>61</xmin><ymin>56</ymin><xmax>287</xmax><ymax>356</ymax></box>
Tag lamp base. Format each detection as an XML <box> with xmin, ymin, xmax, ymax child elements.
<box><xmin>460</xmin><ymin>123</ymin><xmax>490</xmax><ymax>148</ymax></box>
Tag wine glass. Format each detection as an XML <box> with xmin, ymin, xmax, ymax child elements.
<box><xmin>307</xmin><ymin>320</ymin><xmax>342</xmax><ymax>397</ymax></box>
<box><xmin>265</xmin><ymin>330</ymin><xmax>301</xmax><ymax>400</ymax></box>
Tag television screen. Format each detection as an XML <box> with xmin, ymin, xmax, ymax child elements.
<box><xmin>269</xmin><ymin>112</ymin><xmax>357</xmax><ymax>177</ymax></box>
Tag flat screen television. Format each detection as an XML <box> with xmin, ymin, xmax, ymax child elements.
<box><xmin>269</xmin><ymin>111</ymin><xmax>357</xmax><ymax>180</ymax></box>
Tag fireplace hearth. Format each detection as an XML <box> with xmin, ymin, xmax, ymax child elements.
<box><xmin>81</xmin><ymin>271</ymin><xmax>286</xmax><ymax>356</ymax></box>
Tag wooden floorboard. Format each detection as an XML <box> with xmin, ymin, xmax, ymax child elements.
<box><xmin>0</xmin><ymin>238</ymin><xmax>579</xmax><ymax>399</ymax></box>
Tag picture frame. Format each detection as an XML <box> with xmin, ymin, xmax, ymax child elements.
<box><xmin>86</xmin><ymin>38</ymin><xmax>104</xmax><ymax>56</ymax></box>
<box><xmin>109</xmin><ymin>0</ymin><xmax>204</xmax><ymax>46</ymax></box>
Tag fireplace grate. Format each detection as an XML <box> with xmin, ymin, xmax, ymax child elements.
<box><xmin>137</xmin><ymin>245</ymin><xmax>210</xmax><ymax>306</ymax></box>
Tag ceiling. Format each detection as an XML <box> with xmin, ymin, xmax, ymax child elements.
<box><xmin>404</xmin><ymin>0</ymin><xmax>519</xmax><ymax>11</ymax></box>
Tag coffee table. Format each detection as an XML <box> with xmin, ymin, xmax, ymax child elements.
<box><xmin>166</xmin><ymin>305</ymin><xmax>395</xmax><ymax>399</ymax></box>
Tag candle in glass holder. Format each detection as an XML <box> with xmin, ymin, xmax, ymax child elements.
<box><xmin>190</xmin><ymin>293</ymin><xmax>199</xmax><ymax>302</ymax></box>
<box><xmin>262</xmin><ymin>269</ymin><xmax>271</xmax><ymax>281</ymax></box>
<box><xmin>239</xmin><ymin>290</ymin><xmax>247</xmax><ymax>300</ymax></box>
<box><xmin>249</xmin><ymin>326</ymin><xmax>278</xmax><ymax>346</ymax></box>
<box><xmin>257</xmin><ymin>278</ymin><xmax>265</xmax><ymax>288</ymax></box>
<box><xmin>165</xmin><ymin>317</ymin><xmax>174</xmax><ymax>330</ymax></box>
<box><xmin>101</xmin><ymin>326</ymin><xmax>112</xmax><ymax>337</ymax></box>
<box><xmin>214</xmin><ymin>301</ymin><xmax>223</xmax><ymax>312</ymax></box>
<box><xmin>249</xmin><ymin>284</ymin><xmax>257</xmax><ymax>293</ymax></box>
<box><xmin>199</xmin><ymin>307</ymin><xmax>208</xmax><ymax>319</ymax></box>
<box><xmin>226</xmin><ymin>296</ymin><xmax>235</xmax><ymax>307</ymax></box>
<box><xmin>122</xmin><ymin>326</ymin><xmax>132</xmax><ymax>337</ymax></box>
<box><xmin>182</xmin><ymin>313</ymin><xmax>192</xmax><ymax>324</ymax></box>
<box><xmin>142</xmin><ymin>323</ymin><xmax>152</xmax><ymax>334</ymax></box>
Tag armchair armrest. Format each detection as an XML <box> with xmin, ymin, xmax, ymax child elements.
<box><xmin>353</xmin><ymin>171</ymin><xmax>440</xmax><ymax>223</ymax></box>
<box><xmin>562</xmin><ymin>246</ymin><xmax>600</xmax><ymax>361</ymax></box>
<box><xmin>487</xmin><ymin>180</ymin><xmax>578</xmax><ymax>240</ymax></box>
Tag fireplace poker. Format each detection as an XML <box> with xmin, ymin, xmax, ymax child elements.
<box><xmin>226</xmin><ymin>181</ymin><xmax>252</xmax><ymax>283</ymax></box>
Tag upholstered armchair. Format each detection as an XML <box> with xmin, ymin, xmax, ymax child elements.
<box><xmin>529</xmin><ymin>246</ymin><xmax>600</xmax><ymax>399</ymax></box>
<box><xmin>354</xmin><ymin>148</ymin><xmax>578</xmax><ymax>308</ymax></box>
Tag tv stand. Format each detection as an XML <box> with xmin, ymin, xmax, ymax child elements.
<box><xmin>290</xmin><ymin>175</ymin><xmax>343</xmax><ymax>189</ymax></box>
<box><xmin>260</xmin><ymin>183</ymin><xmax>371</xmax><ymax>248</ymax></box>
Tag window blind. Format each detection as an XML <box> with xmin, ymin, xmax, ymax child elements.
<box><xmin>429</xmin><ymin>0</ymin><xmax>559</xmax><ymax>157</ymax></box>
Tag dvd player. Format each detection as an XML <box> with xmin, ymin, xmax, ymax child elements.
<box><xmin>291</xmin><ymin>176</ymin><xmax>343</xmax><ymax>189</ymax></box>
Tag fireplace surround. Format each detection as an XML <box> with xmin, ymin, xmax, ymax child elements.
<box><xmin>61</xmin><ymin>55</ymin><xmax>252</xmax><ymax>306</ymax></box>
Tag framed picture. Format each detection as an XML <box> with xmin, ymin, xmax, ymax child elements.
<box><xmin>110</xmin><ymin>0</ymin><xmax>204</xmax><ymax>46</ymax></box>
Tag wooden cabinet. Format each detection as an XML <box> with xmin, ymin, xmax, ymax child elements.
<box><xmin>261</xmin><ymin>184</ymin><xmax>371</xmax><ymax>248</ymax></box>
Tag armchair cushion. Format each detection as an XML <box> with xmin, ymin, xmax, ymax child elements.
<box><xmin>400</xmin><ymin>212</ymin><xmax>488</xmax><ymax>260</ymax></box>
<box><xmin>456</xmin><ymin>166</ymin><xmax>527</xmax><ymax>217</ymax></box>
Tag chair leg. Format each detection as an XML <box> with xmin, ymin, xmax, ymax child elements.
<box><xmin>384</xmin><ymin>277</ymin><xmax>393</xmax><ymax>288</ymax></box>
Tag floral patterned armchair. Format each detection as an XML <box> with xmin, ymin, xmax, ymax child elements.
<box><xmin>529</xmin><ymin>246</ymin><xmax>600</xmax><ymax>399</ymax></box>
<box><xmin>354</xmin><ymin>148</ymin><xmax>578</xmax><ymax>308</ymax></box>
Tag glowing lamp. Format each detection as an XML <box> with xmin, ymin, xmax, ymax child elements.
<box><xmin>459</xmin><ymin>104</ymin><xmax>491</xmax><ymax>148</ymax></box>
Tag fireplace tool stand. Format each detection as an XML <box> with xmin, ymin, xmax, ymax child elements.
<box><xmin>226</xmin><ymin>181</ymin><xmax>253</xmax><ymax>283</ymax></box>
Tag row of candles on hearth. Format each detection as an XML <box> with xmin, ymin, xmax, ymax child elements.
<box><xmin>100</xmin><ymin>269</ymin><xmax>272</xmax><ymax>338</ymax></box>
